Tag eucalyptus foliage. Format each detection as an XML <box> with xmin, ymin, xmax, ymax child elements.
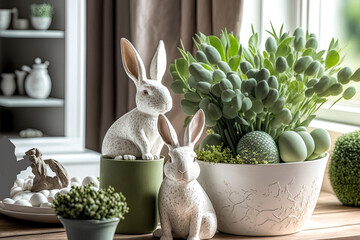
<box><xmin>170</xmin><ymin>25</ymin><xmax>359</xmax><ymax>156</ymax></box>
<box><xmin>31</xmin><ymin>3</ymin><xmax>54</xmax><ymax>17</ymax></box>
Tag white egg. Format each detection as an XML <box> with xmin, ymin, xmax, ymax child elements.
<box><xmin>70</xmin><ymin>182</ymin><xmax>81</xmax><ymax>187</ymax></box>
<box><xmin>14</xmin><ymin>199</ymin><xmax>32</xmax><ymax>207</ymax></box>
<box><xmin>90</xmin><ymin>186</ymin><xmax>99</xmax><ymax>192</ymax></box>
<box><xmin>40</xmin><ymin>202</ymin><xmax>52</xmax><ymax>208</ymax></box>
<box><xmin>40</xmin><ymin>190</ymin><xmax>50</xmax><ymax>197</ymax></box>
<box><xmin>71</xmin><ymin>177</ymin><xmax>82</xmax><ymax>184</ymax></box>
<box><xmin>47</xmin><ymin>196</ymin><xmax>54</xmax><ymax>203</ymax></box>
<box><xmin>30</xmin><ymin>193</ymin><xmax>48</xmax><ymax>207</ymax></box>
<box><xmin>15</xmin><ymin>178</ymin><xmax>25</xmax><ymax>188</ymax></box>
<box><xmin>10</xmin><ymin>187</ymin><xmax>22</xmax><ymax>198</ymax></box>
<box><xmin>3</xmin><ymin>198</ymin><xmax>14</xmax><ymax>204</ymax></box>
<box><xmin>49</xmin><ymin>189</ymin><xmax>59</xmax><ymax>198</ymax></box>
<box><xmin>82</xmin><ymin>176</ymin><xmax>99</xmax><ymax>188</ymax></box>
<box><xmin>60</xmin><ymin>188</ymin><xmax>71</xmax><ymax>194</ymax></box>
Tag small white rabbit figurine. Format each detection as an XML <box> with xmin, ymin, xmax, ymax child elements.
<box><xmin>102</xmin><ymin>38</ymin><xmax>172</xmax><ymax>160</ymax></box>
<box><xmin>155</xmin><ymin>110</ymin><xmax>217</xmax><ymax>240</ymax></box>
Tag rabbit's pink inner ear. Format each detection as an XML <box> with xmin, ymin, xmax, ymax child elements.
<box><xmin>121</xmin><ymin>39</ymin><xmax>139</xmax><ymax>79</ymax></box>
<box><xmin>158</xmin><ymin>115</ymin><xmax>177</xmax><ymax>147</ymax></box>
<box><xmin>188</xmin><ymin>110</ymin><xmax>205</xmax><ymax>144</ymax></box>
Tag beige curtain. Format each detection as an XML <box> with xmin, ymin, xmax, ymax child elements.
<box><xmin>86</xmin><ymin>0</ymin><xmax>244</xmax><ymax>153</ymax></box>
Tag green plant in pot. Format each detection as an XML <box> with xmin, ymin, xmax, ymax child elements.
<box><xmin>53</xmin><ymin>184</ymin><xmax>128</xmax><ymax>240</ymax></box>
<box><xmin>170</xmin><ymin>24</ymin><xmax>359</xmax><ymax>236</ymax></box>
<box><xmin>30</xmin><ymin>3</ymin><xmax>54</xmax><ymax>30</ymax></box>
<box><xmin>330</xmin><ymin>130</ymin><xmax>360</xmax><ymax>207</ymax></box>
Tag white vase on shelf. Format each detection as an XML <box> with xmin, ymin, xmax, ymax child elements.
<box><xmin>23</xmin><ymin>58</ymin><xmax>52</xmax><ymax>99</ymax></box>
<box><xmin>0</xmin><ymin>9</ymin><xmax>11</xmax><ymax>30</ymax></box>
<box><xmin>15</xmin><ymin>70</ymin><xmax>27</xmax><ymax>95</ymax></box>
<box><xmin>31</xmin><ymin>17</ymin><xmax>51</xmax><ymax>30</ymax></box>
<box><xmin>1</xmin><ymin>73</ymin><xmax>16</xmax><ymax>96</ymax></box>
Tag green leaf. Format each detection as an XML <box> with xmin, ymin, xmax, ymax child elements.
<box><xmin>183</xmin><ymin>116</ymin><xmax>191</xmax><ymax>128</ymax></box>
<box><xmin>227</xmin><ymin>34</ymin><xmax>239</xmax><ymax>58</ymax></box>
<box><xmin>187</xmin><ymin>53</ymin><xmax>197</xmax><ymax>64</ymax></box>
<box><xmin>208</xmin><ymin>36</ymin><xmax>225</xmax><ymax>61</ymax></box>
<box><xmin>279</xmin><ymin>36</ymin><xmax>294</xmax><ymax>46</ymax></box>
<box><xmin>201</xmin><ymin>63</ymin><xmax>214</xmax><ymax>71</ymax></box>
<box><xmin>264</xmin><ymin>59</ymin><xmax>274</xmax><ymax>75</ymax></box>
<box><xmin>313</xmin><ymin>50</ymin><xmax>326</xmax><ymax>61</ymax></box>
<box><xmin>325</xmin><ymin>50</ymin><xmax>340</xmax><ymax>68</ymax></box>
<box><xmin>175</xmin><ymin>59</ymin><xmax>189</xmax><ymax>80</ymax></box>
<box><xmin>228</xmin><ymin>56</ymin><xmax>241</xmax><ymax>71</ymax></box>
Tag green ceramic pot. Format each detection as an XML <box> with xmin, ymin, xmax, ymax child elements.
<box><xmin>58</xmin><ymin>217</ymin><xmax>119</xmax><ymax>240</ymax></box>
<box><xmin>100</xmin><ymin>156</ymin><xmax>164</xmax><ymax>234</ymax></box>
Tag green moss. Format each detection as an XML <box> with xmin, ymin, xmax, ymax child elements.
<box><xmin>52</xmin><ymin>184</ymin><xmax>129</xmax><ymax>220</ymax></box>
<box><xmin>329</xmin><ymin>130</ymin><xmax>360</xmax><ymax>207</ymax></box>
<box><xmin>31</xmin><ymin>4</ymin><xmax>54</xmax><ymax>17</ymax></box>
<box><xmin>196</xmin><ymin>144</ymin><xmax>268</xmax><ymax>164</ymax></box>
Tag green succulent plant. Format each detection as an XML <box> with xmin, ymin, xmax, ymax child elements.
<box><xmin>170</xmin><ymin>24</ymin><xmax>358</xmax><ymax>159</ymax></box>
<box><xmin>329</xmin><ymin>130</ymin><xmax>360</xmax><ymax>207</ymax></box>
<box><xmin>31</xmin><ymin>3</ymin><xmax>54</xmax><ymax>17</ymax></box>
<box><xmin>52</xmin><ymin>185</ymin><xmax>129</xmax><ymax>220</ymax></box>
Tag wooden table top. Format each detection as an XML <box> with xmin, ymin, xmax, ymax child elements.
<box><xmin>1</xmin><ymin>192</ymin><xmax>359</xmax><ymax>240</ymax></box>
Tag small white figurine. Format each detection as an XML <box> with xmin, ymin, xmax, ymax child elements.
<box><xmin>155</xmin><ymin>110</ymin><xmax>217</xmax><ymax>240</ymax></box>
<box><xmin>102</xmin><ymin>38</ymin><xmax>172</xmax><ymax>160</ymax></box>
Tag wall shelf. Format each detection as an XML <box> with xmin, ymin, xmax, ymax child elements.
<box><xmin>0</xmin><ymin>96</ymin><xmax>64</xmax><ymax>107</ymax></box>
<box><xmin>0</xmin><ymin>30</ymin><xmax>64</xmax><ymax>38</ymax></box>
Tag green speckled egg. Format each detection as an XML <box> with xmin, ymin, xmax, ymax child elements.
<box><xmin>236</xmin><ymin>131</ymin><xmax>280</xmax><ymax>164</ymax></box>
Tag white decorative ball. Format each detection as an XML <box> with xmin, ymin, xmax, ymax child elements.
<box><xmin>71</xmin><ymin>177</ymin><xmax>82</xmax><ymax>184</ymax></box>
<box><xmin>40</xmin><ymin>190</ymin><xmax>50</xmax><ymax>197</ymax></box>
<box><xmin>14</xmin><ymin>199</ymin><xmax>32</xmax><ymax>207</ymax></box>
<box><xmin>47</xmin><ymin>196</ymin><xmax>54</xmax><ymax>203</ymax></box>
<box><xmin>49</xmin><ymin>189</ymin><xmax>59</xmax><ymax>198</ymax></box>
<box><xmin>3</xmin><ymin>198</ymin><xmax>14</xmax><ymax>204</ymax></box>
<box><xmin>82</xmin><ymin>176</ymin><xmax>99</xmax><ymax>188</ymax></box>
<box><xmin>70</xmin><ymin>182</ymin><xmax>81</xmax><ymax>187</ymax></box>
<box><xmin>59</xmin><ymin>188</ymin><xmax>71</xmax><ymax>194</ymax></box>
<box><xmin>10</xmin><ymin>187</ymin><xmax>22</xmax><ymax>198</ymax></box>
<box><xmin>90</xmin><ymin>186</ymin><xmax>99</xmax><ymax>192</ymax></box>
<box><xmin>30</xmin><ymin>193</ymin><xmax>48</xmax><ymax>207</ymax></box>
<box><xmin>40</xmin><ymin>202</ymin><xmax>52</xmax><ymax>208</ymax></box>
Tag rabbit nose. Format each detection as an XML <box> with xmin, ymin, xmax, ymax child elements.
<box><xmin>178</xmin><ymin>170</ymin><xmax>187</xmax><ymax>174</ymax></box>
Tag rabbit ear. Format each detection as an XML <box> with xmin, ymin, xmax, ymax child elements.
<box><xmin>184</xmin><ymin>109</ymin><xmax>205</xmax><ymax>147</ymax></box>
<box><xmin>158</xmin><ymin>114</ymin><xmax>179</xmax><ymax>150</ymax></box>
<box><xmin>150</xmin><ymin>40</ymin><xmax>166</xmax><ymax>81</ymax></box>
<box><xmin>121</xmin><ymin>38</ymin><xmax>147</xmax><ymax>85</ymax></box>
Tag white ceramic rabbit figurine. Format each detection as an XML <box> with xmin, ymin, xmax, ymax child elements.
<box><xmin>102</xmin><ymin>38</ymin><xmax>172</xmax><ymax>160</ymax></box>
<box><xmin>155</xmin><ymin>110</ymin><xmax>217</xmax><ymax>240</ymax></box>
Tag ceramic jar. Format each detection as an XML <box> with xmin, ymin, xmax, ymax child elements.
<box><xmin>0</xmin><ymin>9</ymin><xmax>11</xmax><ymax>30</ymax></box>
<box><xmin>23</xmin><ymin>58</ymin><xmax>52</xmax><ymax>99</ymax></box>
<box><xmin>31</xmin><ymin>17</ymin><xmax>51</xmax><ymax>30</ymax></box>
<box><xmin>1</xmin><ymin>73</ymin><xmax>16</xmax><ymax>96</ymax></box>
<box><xmin>15</xmin><ymin>70</ymin><xmax>26</xmax><ymax>95</ymax></box>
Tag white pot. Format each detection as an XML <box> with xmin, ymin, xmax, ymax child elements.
<box><xmin>31</xmin><ymin>17</ymin><xmax>52</xmax><ymax>30</ymax></box>
<box><xmin>197</xmin><ymin>153</ymin><xmax>329</xmax><ymax>236</ymax></box>
<box><xmin>25</xmin><ymin>65</ymin><xmax>51</xmax><ymax>99</ymax></box>
<box><xmin>0</xmin><ymin>9</ymin><xmax>11</xmax><ymax>30</ymax></box>
<box><xmin>1</xmin><ymin>73</ymin><xmax>16</xmax><ymax>96</ymax></box>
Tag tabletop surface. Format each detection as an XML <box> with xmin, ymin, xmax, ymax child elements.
<box><xmin>0</xmin><ymin>192</ymin><xmax>359</xmax><ymax>240</ymax></box>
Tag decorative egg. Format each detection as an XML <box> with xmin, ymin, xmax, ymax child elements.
<box><xmin>49</xmin><ymin>189</ymin><xmax>59</xmax><ymax>198</ymax></box>
<box><xmin>70</xmin><ymin>182</ymin><xmax>81</xmax><ymax>187</ymax></box>
<box><xmin>297</xmin><ymin>131</ymin><xmax>315</xmax><ymax>159</ymax></box>
<box><xmin>82</xmin><ymin>176</ymin><xmax>99</xmax><ymax>188</ymax></box>
<box><xmin>3</xmin><ymin>198</ymin><xmax>14</xmax><ymax>204</ymax></box>
<box><xmin>13</xmin><ymin>191</ymin><xmax>33</xmax><ymax>201</ymax></box>
<box><xmin>30</xmin><ymin>193</ymin><xmax>48</xmax><ymax>207</ymax></box>
<box><xmin>47</xmin><ymin>196</ymin><xmax>54</xmax><ymax>203</ymax></box>
<box><xmin>60</xmin><ymin>188</ymin><xmax>71</xmax><ymax>194</ymax></box>
<box><xmin>90</xmin><ymin>186</ymin><xmax>99</xmax><ymax>192</ymax></box>
<box><xmin>10</xmin><ymin>187</ymin><xmax>22</xmax><ymax>198</ymax></box>
<box><xmin>71</xmin><ymin>177</ymin><xmax>82</xmax><ymax>184</ymax></box>
<box><xmin>278</xmin><ymin>131</ymin><xmax>307</xmax><ymax>162</ymax></box>
<box><xmin>40</xmin><ymin>190</ymin><xmax>50</xmax><ymax>197</ymax></box>
<box><xmin>15</xmin><ymin>178</ymin><xmax>25</xmax><ymax>189</ymax></box>
<box><xmin>14</xmin><ymin>199</ymin><xmax>32</xmax><ymax>207</ymax></box>
<box><xmin>40</xmin><ymin>202</ymin><xmax>52</xmax><ymax>208</ymax></box>
<box><xmin>310</xmin><ymin>128</ymin><xmax>331</xmax><ymax>155</ymax></box>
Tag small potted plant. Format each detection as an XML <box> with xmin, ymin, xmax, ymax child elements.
<box><xmin>53</xmin><ymin>185</ymin><xmax>129</xmax><ymax>240</ymax></box>
<box><xmin>330</xmin><ymin>130</ymin><xmax>360</xmax><ymax>207</ymax></box>
<box><xmin>30</xmin><ymin>3</ymin><xmax>54</xmax><ymax>30</ymax></box>
<box><xmin>170</xmin><ymin>24</ymin><xmax>359</xmax><ymax>236</ymax></box>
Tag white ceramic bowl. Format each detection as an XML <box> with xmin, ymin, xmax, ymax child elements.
<box><xmin>197</xmin><ymin>153</ymin><xmax>329</xmax><ymax>236</ymax></box>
